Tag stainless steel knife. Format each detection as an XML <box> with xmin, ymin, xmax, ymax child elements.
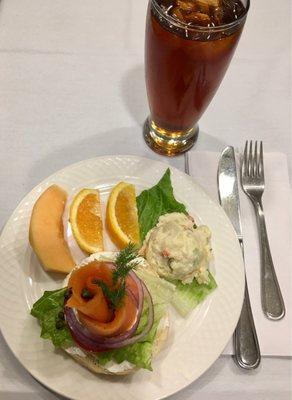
<box><xmin>218</xmin><ymin>146</ymin><xmax>261</xmax><ymax>369</ymax></box>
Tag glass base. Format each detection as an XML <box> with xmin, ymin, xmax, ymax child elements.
<box><xmin>143</xmin><ymin>117</ymin><xmax>199</xmax><ymax>156</ymax></box>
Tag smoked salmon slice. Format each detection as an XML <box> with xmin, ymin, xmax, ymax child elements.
<box><xmin>66</xmin><ymin>261</ymin><xmax>138</xmax><ymax>337</ymax></box>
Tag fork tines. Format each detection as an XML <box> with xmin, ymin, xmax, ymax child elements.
<box><xmin>242</xmin><ymin>140</ymin><xmax>264</xmax><ymax>179</ymax></box>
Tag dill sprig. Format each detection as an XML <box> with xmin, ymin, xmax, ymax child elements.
<box><xmin>93</xmin><ymin>243</ymin><xmax>139</xmax><ymax>309</ymax></box>
<box><xmin>113</xmin><ymin>243</ymin><xmax>139</xmax><ymax>284</ymax></box>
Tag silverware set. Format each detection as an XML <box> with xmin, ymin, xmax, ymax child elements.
<box><xmin>218</xmin><ymin>141</ymin><xmax>285</xmax><ymax>370</ymax></box>
<box><xmin>185</xmin><ymin>141</ymin><xmax>285</xmax><ymax>371</ymax></box>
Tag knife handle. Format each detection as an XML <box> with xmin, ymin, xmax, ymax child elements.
<box><xmin>234</xmin><ymin>243</ymin><xmax>261</xmax><ymax>369</ymax></box>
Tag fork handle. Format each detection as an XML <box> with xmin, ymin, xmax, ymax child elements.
<box><xmin>253</xmin><ymin>199</ymin><xmax>285</xmax><ymax>320</ymax></box>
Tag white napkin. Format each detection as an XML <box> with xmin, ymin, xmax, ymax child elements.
<box><xmin>188</xmin><ymin>151</ymin><xmax>292</xmax><ymax>356</ymax></box>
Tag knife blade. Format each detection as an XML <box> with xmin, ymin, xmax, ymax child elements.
<box><xmin>218</xmin><ymin>146</ymin><xmax>261</xmax><ymax>369</ymax></box>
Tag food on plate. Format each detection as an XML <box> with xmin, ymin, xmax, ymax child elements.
<box><xmin>30</xmin><ymin>168</ymin><xmax>217</xmax><ymax>373</ymax></box>
<box><xmin>136</xmin><ymin>168</ymin><xmax>187</xmax><ymax>242</ymax></box>
<box><xmin>141</xmin><ymin>212</ymin><xmax>212</xmax><ymax>285</ymax></box>
<box><xmin>136</xmin><ymin>169</ymin><xmax>216</xmax><ymax>316</ymax></box>
<box><xmin>70</xmin><ymin>188</ymin><xmax>104</xmax><ymax>254</ymax></box>
<box><xmin>106</xmin><ymin>182</ymin><xmax>140</xmax><ymax>249</ymax></box>
<box><xmin>31</xmin><ymin>246</ymin><xmax>173</xmax><ymax>374</ymax></box>
<box><xmin>29</xmin><ymin>185</ymin><xmax>75</xmax><ymax>274</ymax></box>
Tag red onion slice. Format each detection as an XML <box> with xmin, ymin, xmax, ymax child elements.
<box><xmin>64</xmin><ymin>272</ymin><xmax>154</xmax><ymax>352</ymax></box>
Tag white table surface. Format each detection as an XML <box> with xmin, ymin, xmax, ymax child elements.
<box><xmin>0</xmin><ymin>0</ymin><xmax>291</xmax><ymax>399</ymax></box>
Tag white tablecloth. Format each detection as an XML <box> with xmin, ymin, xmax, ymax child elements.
<box><xmin>0</xmin><ymin>0</ymin><xmax>291</xmax><ymax>399</ymax></box>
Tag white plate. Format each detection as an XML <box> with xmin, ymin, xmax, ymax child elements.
<box><xmin>0</xmin><ymin>155</ymin><xmax>244</xmax><ymax>400</ymax></box>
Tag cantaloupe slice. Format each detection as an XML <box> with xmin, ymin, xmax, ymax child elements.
<box><xmin>29</xmin><ymin>185</ymin><xmax>75</xmax><ymax>274</ymax></box>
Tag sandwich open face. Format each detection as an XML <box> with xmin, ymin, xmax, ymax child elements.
<box><xmin>31</xmin><ymin>250</ymin><xmax>173</xmax><ymax>375</ymax></box>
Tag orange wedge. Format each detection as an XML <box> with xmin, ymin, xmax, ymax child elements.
<box><xmin>106</xmin><ymin>182</ymin><xmax>140</xmax><ymax>249</ymax></box>
<box><xmin>70</xmin><ymin>189</ymin><xmax>104</xmax><ymax>254</ymax></box>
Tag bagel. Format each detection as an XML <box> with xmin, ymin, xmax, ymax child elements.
<box><xmin>63</xmin><ymin>252</ymin><xmax>169</xmax><ymax>375</ymax></box>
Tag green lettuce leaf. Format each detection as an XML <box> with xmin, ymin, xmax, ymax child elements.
<box><xmin>31</xmin><ymin>288</ymin><xmax>73</xmax><ymax>348</ymax></box>
<box><xmin>136</xmin><ymin>168</ymin><xmax>187</xmax><ymax>241</ymax></box>
<box><xmin>136</xmin><ymin>268</ymin><xmax>175</xmax><ymax>305</ymax></box>
<box><xmin>171</xmin><ymin>272</ymin><xmax>217</xmax><ymax>317</ymax></box>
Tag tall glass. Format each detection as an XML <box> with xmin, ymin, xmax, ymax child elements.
<box><xmin>144</xmin><ymin>0</ymin><xmax>249</xmax><ymax>156</ymax></box>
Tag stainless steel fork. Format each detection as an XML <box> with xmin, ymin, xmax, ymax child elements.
<box><xmin>241</xmin><ymin>141</ymin><xmax>285</xmax><ymax>320</ymax></box>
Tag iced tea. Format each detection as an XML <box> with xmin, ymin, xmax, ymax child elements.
<box><xmin>144</xmin><ymin>0</ymin><xmax>249</xmax><ymax>155</ymax></box>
